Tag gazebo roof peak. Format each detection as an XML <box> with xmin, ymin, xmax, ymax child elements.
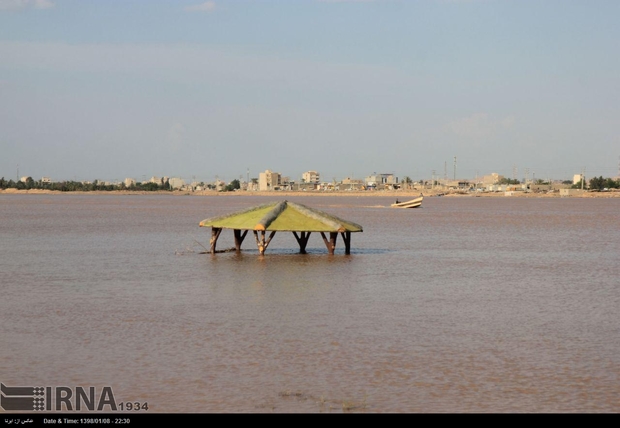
<box><xmin>199</xmin><ymin>200</ymin><xmax>363</xmax><ymax>233</ymax></box>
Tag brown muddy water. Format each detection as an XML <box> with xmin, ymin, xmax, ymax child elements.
<box><xmin>1</xmin><ymin>194</ymin><xmax>619</xmax><ymax>413</ymax></box>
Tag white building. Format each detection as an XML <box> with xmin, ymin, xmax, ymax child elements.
<box><xmin>168</xmin><ymin>177</ymin><xmax>186</xmax><ymax>190</ymax></box>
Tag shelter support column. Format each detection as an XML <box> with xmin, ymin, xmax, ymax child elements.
<box><xmin>320</xmin><ymin>232</ymin><xmax>338</xmax><ymax>254</ymax></box>
<box><xmin>233</xmin><ymin>229</ymin><xmax>248</xmax><ymax>252</ymax></box>
<box><xmin>253</xmin><ymin>230</ymin><xmax>276</xmax><ymax>255</ymax></box>
<box><xmin>340</xmin><ymin>231</ymin><xmax>351</xmax><ymax>255</ymax></box>
<box><xmin>210</xmin><ymin>228</ymin><xmax>222</xmax><ymax>254</ymax></box>
<box><xmin>292</xmin><ymin>231</ymin><xmax>311</xmax><ymax>254</ymax></box>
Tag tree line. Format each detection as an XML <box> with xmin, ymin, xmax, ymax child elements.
<box><xmin>583</xmin><ymin>176</ymin><xmax>620</xmax><ymax>191</ymax></box>
<box><xmin>0</xmin><ymin>177</ymin><xmax>171</xmax><ymax>192</ymax></box>
<box><xmin>494</xmin><ymin>175</ymin><xmax>619</xmax><ymax>190</ymax></box>
<box><xmin>0</xmin><ymin>177</ymin><xmax>243</xmax><ymax>192</ymax></box>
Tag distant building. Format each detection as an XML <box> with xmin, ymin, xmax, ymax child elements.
<box><xmin>302</xmin><ymin>170</ymin><xmax>320</xmax><ymax>184</ymax></box>
<box><xmin>168</xmin><ymin>177</ymin><xmax>185</xmax><ymax>190</ymax></box>
<box><xmin>480</xmin><ymin>173</ymin><xmax>503</xmax><ymax>185</ymax></box>
<box><xmin>41</xmin><ymin>177</ymin><xmax>51</xmax><ymax>184</ymax></box>
<box><xmin>365</xmin><ymin>173</ymin><xmax>398</xmax><ymax>189</ymax></box>
<box><xmin>488</xmin><ymin>184</ymin><xmax>508</xmax><ymax>192</ymax></box>
<box><xmin>280</xmin><ymin>176</ymin><xmax>293</xmax><ymax>190</ymax></box>
<box><xmin>247</xmin><ymin>178</ymin><xmax>259</xmax><ymax>191</ymax></box>
<box><xmin>215</xmin><ymin>180</ymin><xmax>226</xmax><ymax>191</ymax></box>
<box><xmin>561</xmin><ymin>189</ymin><xmax>585</xmax><ymax>197</ymax></box>
<box><xmin>124</xmin><ymin>178</ymin><xmax>136</xmax><ymax>187</ymax></box>
<box><xmin>573</xmin><ymin>174</ymin><xmax>583</xmax><ymax>184</ymax></box>
<box><xmin>341</xmin><ymin>177</ymin><xmax>364</xmax><ymax>190</ymax></box>
<box><xmin>295</xmin><ymin>182</ymin><xmax>318</xmax><ymax>191</ymax></box>
<box><xmin>529</xmin><ymin>184</ymin><xmax>552</xmax><ymax>192</ymax></box>
<box><xmin>259</xmin><ymin>170</ymin><xmax>281</xmax><ymax>191</ymax></box>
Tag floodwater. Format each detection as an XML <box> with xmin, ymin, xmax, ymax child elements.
<box><xmin>1</xmin><ymin>194</ymin><xmax>619</xmax><ymax>413</ymax></box>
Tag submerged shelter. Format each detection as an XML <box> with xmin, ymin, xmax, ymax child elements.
<box><xmin>199</xmin><ymin>200</ymin><xmax>363</xmax><ymax>255</ymax></box>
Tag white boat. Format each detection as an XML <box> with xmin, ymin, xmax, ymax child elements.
<box><xmin>391</xmin><ymin>195</ymin><xmax>423</xmax><ymax>208</ymax></box>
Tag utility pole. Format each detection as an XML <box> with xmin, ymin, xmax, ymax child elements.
<box><xmin>432</xmin><ymin>170</ymin><xmax>435</xmax><ymax>190</ymax></box>
<box><xmin>581</xmin><ymin>167</ymin><xmax>585</xmax><ymax>190</ymax></box>
<box><xmin>453</xmin><ymin>156</ymin><xmax>457</xmax><ymax>181</ymax></box>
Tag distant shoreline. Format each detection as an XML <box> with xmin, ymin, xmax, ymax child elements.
<box><xmin>2</xmin><ymin>188</ymin><xmax>619</xmax><ymax>198</ymax></box>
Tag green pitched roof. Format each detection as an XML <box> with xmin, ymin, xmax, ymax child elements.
<box><xmin>199</xmin><ymin>200</ymin><xmax>363</xmax><ymax>233</ymax></box>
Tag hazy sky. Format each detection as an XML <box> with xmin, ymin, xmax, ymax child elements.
<box><xmin>1</xmin><ymin>0</ymin><xmax>619</xmax><ymax>183</ymax></box>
